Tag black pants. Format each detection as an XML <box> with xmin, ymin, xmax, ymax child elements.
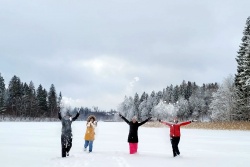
<box><xmin>170</xmin><ymin>137</ymin><xmax>180</xmax><ymax>157</ymax></box>
<box><xmin>61</xmin><ymin>135</ymin><xmax>72</xmax><ymax>157</ymax></box>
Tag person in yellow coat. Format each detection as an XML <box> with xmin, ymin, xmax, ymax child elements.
<box><xmin>84</xmin><ymin>115</ymin><xmax>97</xmax><ymax>153</ymax></box>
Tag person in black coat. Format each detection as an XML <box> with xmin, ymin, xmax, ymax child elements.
<box><xmin>58</xmin><ymin>109</ymin><xmax>80</xmax><ymax>157</ymax></box>
<box><xmin>119</xmin><ymin>113</ymin><xmax>151</xmax><ymax>154</ymax></box>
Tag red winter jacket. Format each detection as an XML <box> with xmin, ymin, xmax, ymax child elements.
<box><xmin>161</xmin><ymin>121</ymin><xmax>191</xmax><ymax>137</ymax></box>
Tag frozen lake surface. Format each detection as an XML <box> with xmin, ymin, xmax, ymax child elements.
<box><xmin>0</xmin><ymin>122</ymin><xmax>249</xmax><ymax>167</ymax></box>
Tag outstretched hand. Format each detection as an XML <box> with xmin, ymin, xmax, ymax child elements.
<box><xmin>192</xmin><ymin>119</ymin><xmax>197</xmax><ymax>122</ymax></box>
<box><xmin>118</xmin><ymin>113</ymin><xmax>123</xmax><ymax>118</ymax></box>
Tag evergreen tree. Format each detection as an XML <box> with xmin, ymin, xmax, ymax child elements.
<box><xmin>147</xmin><ymin>91</ymin><xmax>156</xmax><ymax>112</ymax></box>
<box><xmin>48</xmin><ymin>84</ymin><xmax>57</xmax><ymax>118</ymax></box>
<box><xmin>58</xmin><ymin>91</ymin><xmax>62</xmax><ymax>110</ymax></box>
<box><xmin>173</xmin><ymin>85</ymin><xmax>179</xmax><ymax>103</ymax></box>
<box><xmin>133</xmin><ymin>93</ymin><xmax>140</xmax><ymax>120</ymax></box>
<box><xmin>28</xmin><ymin>81</ymin><xmax>37</xmax><ymax>118</ymax></box>
<box><xmin>36</xmin><ymin>84</ymin><xmax>48</xmax><ymax>116</ymax></box>
<box><xmin>155</xmin><ymin>91</ymin><xmax>163</xmax><ymax>106</ymax></box>
<box><xmin>245</xmin><ymin>46</ymin><xmax>250</xmax><ymax>110</ymax></box>
<box><xmin>235</xmin><ymin>16</ymin><xmax>250</xmax><ymax>120</ymax></box>
<box><xmin>139</xmin><ymin>99</ymin><xmax>148</xmax><ymax>120</ymax></box>
<box><xmin>179</xmin><ymin>80</ymin><xmax>186</xmax><ymax>98</ymax></box>
<box><xmin>185</xmin><ymin>81</ymin><xmax>193</xmax><ymax>100</ymax></box>
<box><xmin>0</xmin><ymin>73</ymin><xmax>6</xmax><ymax>113</ymax></box>
<box><xmin>8</xmin><ymin>75</ymin><xmax>22</xmax><ymax>99</ymax></box>
<box><xmin>242</xmin><ymin>45</ymin><xmax>250</xmax><ymax>120</ymax></box>
<box><xmin>140</xmin><ymin>92</ymin><xmax>147</xmax><ymax>104</ymax></box>
<box><xmin>138</xmin><ymin>92</ymin><xmax>149</xmax><ymax>120</ymax></box>
<box><xmin>7</xmin><ymin>75</ymin><xmax>22</xmax><ymax>116</ymax></box>
<box><xmin>20</xmin><ymin>82</ymin><xmax>30</xmax><ymax>117</ymax></box>
<box><xmin>168</xmin><ymin>85</ymin><xmax>174</xmax><ymax>103</ymax></box>
<box><xmin>163</xmin><ymin>87</ymin><xmax>169</xmax><ymax>102</ymax></box>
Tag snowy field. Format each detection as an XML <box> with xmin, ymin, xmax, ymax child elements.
<box><xmin>0</xmin><ymin>122</ymin><xmax>250</xmax><ymax>167</ymax></box>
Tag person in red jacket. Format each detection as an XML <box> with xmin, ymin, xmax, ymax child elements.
<box><xmin>159</xmin><ymin>118</ymin><xmax>193</xmax><ymax>157</ymax></box>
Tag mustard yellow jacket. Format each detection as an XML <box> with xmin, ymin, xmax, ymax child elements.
<box><xmin>84</xmin><ymin>122</ymin><xmax>96</xmax><ymax>141</ymax></box>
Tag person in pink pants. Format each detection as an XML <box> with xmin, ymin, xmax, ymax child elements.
<box><xmin>119</xmin><ymin>113</ymin><xmax>151</xmax><ymax>154</ymax></box>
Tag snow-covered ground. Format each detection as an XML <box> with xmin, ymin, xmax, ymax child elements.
<box><xmin>0</xmin><ymin>121</ymin><xmax>250</xmax><ymax>167</ymax></box>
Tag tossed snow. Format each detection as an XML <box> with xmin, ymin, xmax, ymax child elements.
<box><xmin>0</xmin><ymin>122</ymin><xmax>250</xmax><ymax>167</ymax></box>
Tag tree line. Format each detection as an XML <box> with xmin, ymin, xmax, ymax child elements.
<box><xmin>118</xmin><ymin>16</ymin><xmax>250</xmax><ymax>122</ymax></box>
<box><xmin>0</xmin><ymin>75</ymin><xmax>61</xmax><ymax>120</ymax></box>
<box><xmin>118</xmin><ymin>81</ymin><xmax>218</xmax><ymax>122</ymax></box>
<box><xmin>0</xmin><ymin>75</ymin><xmax>115</xmax><ymax>121</ymax></box>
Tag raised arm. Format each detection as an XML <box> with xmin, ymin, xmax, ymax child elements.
<box><xmin>138</xmin><ymin>117</ymin><xmax>152</xmax><ymax>126</ymax></box>
<box><xmin>58</xmin><ymin>110</ymin><xmax>62</xmax><ymax>120</ymax></box>
<box><xmin>119</xmin><ymin>113</ymin><xmax>130</xmax><ymax>124</ymax></box>
<box><xmin>159</xmin><ymin>120</ymin><xmax>172</xmax><ymax>127</ymax></box>
<box><xmin>72</xmin><ymin>111</ymin><xmax>80</xmax><ymax>121</ymax></box>
<box><xmin>179</xmin><ymin>121</ymin><xmax>192</xmax><ymax>126</ymax></box>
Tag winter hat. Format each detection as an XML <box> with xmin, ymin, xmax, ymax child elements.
<box><xmin>87</xmin><ymin>115</ymin><xmax>96</xmax><ymax>122</ymax></box>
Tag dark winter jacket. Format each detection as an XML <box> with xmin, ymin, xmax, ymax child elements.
<box><xmin>58</xmin><ymin>111</ymin><xmax>80</xmax><ymax>137</ymax></box>
<box><xmin>120</xmin><ymin>115</ymin><xmax>151</xmax><ymax>143</ymax></box>
<box><xmin>161</xmin><ymin>121</ymin><xmax>191</xmax><ymax>137</ymax></box>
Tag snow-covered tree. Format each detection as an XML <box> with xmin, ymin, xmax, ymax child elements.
<box><xmin>117</xmin><ymin>96</ymin><xmax>134</xmax><ymax>120</ymax></box>
<box><xmin>154</xmin><ymin>91</ymin><xmax>163</xmax><ymax>106</ymax></box>
<box><xmin>139</xmin><ymin>99</ymin><xmax>149</xmax><ymax>120</ymax></box>
<box><xmin>210</xmin><ymin>75</ymin><xmax>236</xmax><ymax>121</ymax></box>
<box><xmin>173</xmin><ymin>85</ymin><xmax>179</xmax><ymax>103</ymax></box>
<box><xmin>133</xmin><ymin>93</ymin><xmax>140</xmax><ymax>120</ymax></box>
<box><xmin>235</xmin><ymin>16</ymin><xmax>250</xmax><ymax>120</ymax></box>
<box><xmin>189</xmin><ymin>94</ymin><xmax>206</xmax><ymax>121</ymax></box>
<box><xmin>164</xmin><ymin>85</ymin><xmax>174</xmax><ymax>103</ymax></box>
<box><xmin>176</xmin><ymin>97</ymin><xmax>190</xmax><ymax>120</ymax></box>
<box><xmin>153</xmin><ymin>100</ymin><xmax>176</xmax><ymax>120</ymax></box>
<box><xmin>185</xmin><ymin>81</ymin><xmax>192</xmax><ymax>100</ymax></box>
<box><xmin>145</xmin><ymin>91</ymin><xmax>156</xmax><ymax>116</ymax></box>
<box><xmin>138</xmin><ymin>92</ymin><xmax>148</xmax><ymax>120</ymax></box>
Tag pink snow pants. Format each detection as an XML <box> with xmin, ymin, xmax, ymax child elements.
<box><xmin>129</xmin><ymin>143</ymin><xmax>138</xmax><ymax>154</ymax></box>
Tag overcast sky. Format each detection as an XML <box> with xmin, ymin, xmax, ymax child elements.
<box><xmin>0</xmin><ymin>0</ymin><xmax>249</xmax><ymax>110</ymax></box>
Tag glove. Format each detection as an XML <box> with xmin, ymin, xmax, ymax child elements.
<box><xmin>118</xmin><ymin>113</ymin><xmax>122</xmax><ymax>118</ymax></box>
<box><xmin>158</xmin><ymin>119</ymin><xmax>161</xmax><ymax>122</ymax></box>
<box><xmin>148</xmin><ymin>117</ymin><xmax>152</xmax><ymax>120</ymax></box>
<box><xmin>78</xmin><ymin>109</ymin><xmax>80</xmax><ymax>113</ymax></box>
<box><xmin>192</xmin><ymin>120</ymin><xmax>197</xmax><ymax>122</ymax></box>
